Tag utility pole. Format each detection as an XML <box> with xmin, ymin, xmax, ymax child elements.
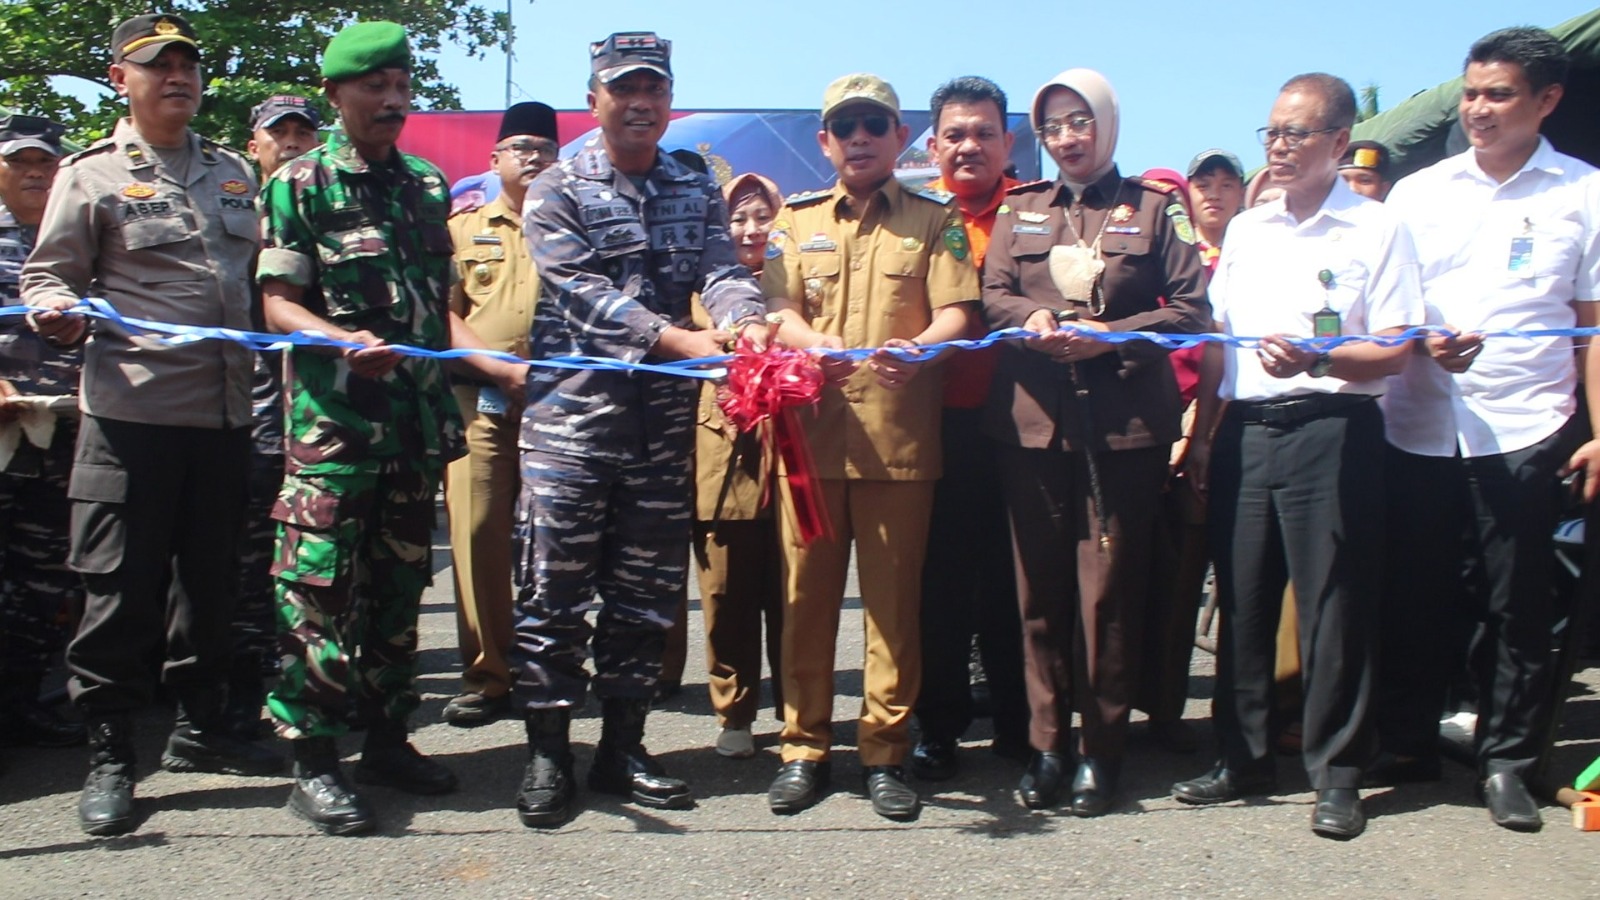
<box><xmin>504</xmin><ymin>0</ymin><xmax>513</xmax><ymax>108</ymax></box>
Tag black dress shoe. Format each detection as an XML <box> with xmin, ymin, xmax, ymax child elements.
<box><xmin>768</xmin><ymin>759</ymin><xmax>830</xmax><ymax>814</ymax></box>
<box><xmin>909</xmin><ymin>737</ymin><xmax>959</xmax><ymax>781</ymax></box>
<box><xmin>1070</xmin><ymin>757</ymin><xmax>1119</xmax><ymax>818</ymax></box>
<box><xmin>863</xmin><ymin>765</ymin><xmax>920</xmax><ymax>821</ymax></box>
<box><xmin>1171</xmin><ymin>765</ymin><xmax>1277</xmax><ymax>805</ymax></box>
<box><xmin>442</xmin><ymin>692</ymin><xmax>510</xmax><ymax>727</ymax></box>
<box><xmin>1311</xmin><ymin>788</ymin><xmax>1366</xmax><ymax>839</ymax></box>
<box><xmin>1018</xmin><ymin>751</ymin><xmax>1068</xmax><ymax>810</ymax></box>
<box><xmin>289</xmin><ymin>772</ymin><xmax>377</xmax><ymax>836</ymax></box>
<box><xmin>1362</xmin><ymin>752</ymin><xmax>1442</xmax><ymax>788</ymax></box>
<box><xmin>1480</xmin><ymin>772</ymin><xmax>1542</xmax><ymax>832</ymax></box>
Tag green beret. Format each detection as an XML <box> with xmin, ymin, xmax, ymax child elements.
<box><xmin>321</xmin><ymin>21</ymin><xmax>411</xmax><ymax>81</ymax></box>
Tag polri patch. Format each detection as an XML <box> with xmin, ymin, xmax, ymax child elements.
<box><xmin>123</xmin><ymin>183</ymin><xmax>157</xmax><ymax>199</ymax></box>
<box><xmin>220</xmin><ymin>180</ymin><xmax>250</xmax><ymax>195</ymax></box>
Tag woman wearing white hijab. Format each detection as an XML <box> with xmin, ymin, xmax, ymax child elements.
<box><xmin>981</xmin><ymin>68</ymin><xmax>1211</xmax><ymax>816</ymax></box>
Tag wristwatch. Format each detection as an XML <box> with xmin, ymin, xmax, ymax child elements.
<box><xmin>1309</xmin><ymin>351</ymin><xmax>1334</xmax><ymax>378</ymax></box>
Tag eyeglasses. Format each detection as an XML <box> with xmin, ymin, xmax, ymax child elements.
<box><xmin>827</xmin><ymin>114</ymin><xmax>892</xmax><ymax>140</ymax></box>
<box><xmin>1256</xmin><ymin>126</ymin><xmax>1339</xmax><ymax>149</ymax></box>
<box><xmin>495</xmin><ymin>140</ymin><xmax>557</xmax><ymax>160</ymax></box>
<box><xmin>1036</xmin><ymin>115</ymin><xmax>1094</xmax><ymax>140</ymax></box>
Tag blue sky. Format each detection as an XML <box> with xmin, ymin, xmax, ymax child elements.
<box><xmin>435</xmin><ymin>0</ymin><xmax>1595</xmax><ymax>175</ymax></box>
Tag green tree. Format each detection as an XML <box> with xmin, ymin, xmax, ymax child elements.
<box><xmin>1358</xmin><ymin>83</ymin><xmax>1381</xmax><ymax>123</ymax></box>
<box><xmin>0</xmin><ymin>1</ymin><xmax>508</xmax><ymax>149</ymax></box>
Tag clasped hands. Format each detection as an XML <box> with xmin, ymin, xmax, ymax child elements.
<box><xmin>1022</xmin><ymin>308</ymin><xmax>1115</xmax><ymax>363</ymax></box>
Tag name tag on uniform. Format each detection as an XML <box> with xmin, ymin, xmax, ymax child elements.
<box><xmin>1106</xmin><ymin>226</ymin><xmax>1142</xmax><ymax>235</ymax></box>
<box><xmin>1508</xmin><ymin>236</ymin><xmax>1534</xmax><ymax>277</ymax></box>
<box><xmin>1012</xmin><ymin>224</ymin><xmax>1050</xmax><ymax>235</ymax></box>
<box><xmin>472</xmin><ymin>234</ymin><xmax>502</xmax><ymax>245</ymax></box>
<box><xmin>477</xmin><ymin>385</ymin><xmax>509</xmax><ymax>415</ymax></box>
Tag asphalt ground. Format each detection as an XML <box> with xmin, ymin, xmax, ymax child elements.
<box><xmin>2</xmin><ymin>530</ymin><xmax>1599</xmax><ymax>898</ymax></box>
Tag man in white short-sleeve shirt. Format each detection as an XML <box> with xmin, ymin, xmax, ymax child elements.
<box><xmin>1173</xmin><ymin>72</ymin><xmax>1421</xmax><ymax>841</ymax></box>
<box><xmin>1371</xmin><ymin>26</ymin><xmax>1600</xmax><ymax>834</ymax></box>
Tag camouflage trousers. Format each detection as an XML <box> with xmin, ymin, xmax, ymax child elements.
<box><xmin>0</xmin><ymin>421</ymin><xmax>80</xmax><ymax>680</ymax></box>
<box><xmin>511</xmin><ymin>449</ymin><xmax>691</xmax><ymax>708</ymax></box>
<box><xmin>267</xmin><ymin>466</ymin><xmax>439</xmax><ymax>739</ymax></box>
<box><xmin>232</xmin><ymin>451</ymin><xmax>284</xmax><ymax>662</ymax></box>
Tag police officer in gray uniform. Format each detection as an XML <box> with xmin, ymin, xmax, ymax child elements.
<box><xmin>0</xmin><ymin>114</ymin><xmax>86</xmax><ymax>752</ymax></box>
<box><xmin>22</xmin><ymin>13</ymin><xmax>280</xmax><ymax>837</ymax></box>
<box><xmin>511</xmin><ymin>31</ymin><xmax>768</xmax><ymax>828</ymax></box>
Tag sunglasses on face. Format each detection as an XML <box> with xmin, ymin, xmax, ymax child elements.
<box><xmin>827</xmin><ymin>114</ymin><xmax>892</xmax><ymax>140</ymax></box>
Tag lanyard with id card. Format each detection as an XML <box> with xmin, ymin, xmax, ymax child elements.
<box><xmin>1508</xmin><ymin>218</ymin><xmax>1534</xmax><ymax>279</ymax></box>
<box><xmin>1313</xmin><ymin>268</ymin><xmax>1341</xmax><ymax>338</ymax></box>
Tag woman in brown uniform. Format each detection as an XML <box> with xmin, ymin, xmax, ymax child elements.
<box><xmin>982</xmin><ymin>68</ymin><xmax>1210</xmax><ymax>816</ymax></box>
<box><xmin>690</xmin><ymin>173</ymin><xmax>787</xmax><ymax>759</ymax></box>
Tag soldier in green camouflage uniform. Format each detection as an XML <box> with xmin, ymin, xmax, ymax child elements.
<box><xmin>0</xmin><ymin>114</ymin><xmax>86</xmax><ymax>752</ymax></box>
<box><xmin>257</xmin><ymin>20</ymin><xmax>526</xmax><ymax>837</ymax></box>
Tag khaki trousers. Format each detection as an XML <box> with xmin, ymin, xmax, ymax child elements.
<box><xmin>444</xmin><ymin>407</ymin><xmax>519</xmax><ymax>698</ymax></box>
<box><xmin>778</xmin><ymin>478</ymin><xmax>934</xmax><ymax>766</ymax></box>
<box><xmin>694</xmin><ymin>519</ymin><xmax>784</xmax><ymax>728</ymax></box>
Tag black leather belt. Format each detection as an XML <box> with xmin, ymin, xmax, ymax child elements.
<box><xmin>1231</xmin><ymin>392</ymin><xmax>1375</xmax><ymax>426</ymax></box>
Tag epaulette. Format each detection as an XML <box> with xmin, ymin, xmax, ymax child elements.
<box><xmin>60</xmin><ymin>137</ymin><xmax>117</xmax><ymax>165</ymax></box>
<box><xmin>784</xmin><ymin>188</ymin><xmax>831</xmax><ymax>207</ymax></box>
<box><xmin>1005</xmin><ymin>179</ymin><xmax>1051</xmax><ymax>195</ymax></box>
<box><xmin>907</xmin><ymin>183</ymin><xmax>954</xmax><ymax>205</ymax></box>
<box><xmin>1136</xmin><ymin>177</ymin><xmax>1181</xmax><ymax>195</ymax></box>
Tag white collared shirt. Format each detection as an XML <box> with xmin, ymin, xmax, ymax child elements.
<box><xmin>1383</xmin><ymin>138</ymin><xmax>1600</xmax><ymax>458</ymax></box>
<box><xmin>1210</xmin><ymin>177</ymin><xmax>1422</xmax><ymax>402</ymax></box>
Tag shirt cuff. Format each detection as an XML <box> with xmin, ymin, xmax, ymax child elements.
<box><xmin>256</xmin><ymin>248</ymin><xmax>313</xmax><ymax>287</ymax></box>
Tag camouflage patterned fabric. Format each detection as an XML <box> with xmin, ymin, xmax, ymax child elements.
<box><xmin>256</xmin><ymin>127</ymin><xmax>462</xmax><ymax>477</ymax></box>
<box><xmin>0</xmin><ymin>200</ymin><xmax>81</xmax><ymax>679</ymax></box>
<box><xmin>256</xmin><ymin>128</ymin><xmax>460</xmax><ymax>737</ymax></box>
<box><xmin>512</xmin><ymin>450</ymin><xmax>690</xmax><ymax>704</ymax></box>
<box><xmin>511</xmin><ymin>140</ymin><xmax>763</xmax><ymax>707</ymax></box>
<box><xmin>266</xmin><ymin>468</ymin><xmax>436</xmax><ymax>738</ymax></box>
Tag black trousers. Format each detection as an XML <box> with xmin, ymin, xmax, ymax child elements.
<box><xmin>65</xmin><ymin>415</ymin><xmax>251</xmax><ymax>715</ymax></box>
<box><xmin>915</xmin><ymin>408</ymin><xmax>1028</xmax><ymax>746</ymax></box>
<box><xmin>1460</xmin><ymin>422</ymin><xmax>1576</xmax><ymax>776</ymax></box>
<box><xmin>1209</xmin><ymin>399</ymin><xmax>1382</xmax><ymax>790</ymax></box>
<box><xmin>1376</xmin><ymin>445</ymin><xmax>1467</xmax><ymax>760</ymax></box>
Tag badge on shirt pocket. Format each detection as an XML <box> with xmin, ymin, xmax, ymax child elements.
<box><xmin>1508</xmin><ymin>236</ymin><xmax>1534</xmax><ymax>278</ymax></box>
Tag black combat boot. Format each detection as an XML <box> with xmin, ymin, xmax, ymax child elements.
<box><xmin>288</xmin><ymin>737</ymin><xmax>375</xmax><ymax>836</ymax></box>
<box><xmin>353</xmin><ymin>718</ymin><xmax>458</xmax><ymax>794</ymax></box>
<box><xmin>79</xmin><ymin>714</ymin><xmax>137</xmax><ymax>836</ymax></box>
<box><xmin>587</xmin><ymin>697</ymin><xmax>692</xmax><ymax>810</ymax></box>
<box><xmin>161</xmin><ymin>696</ymin><xmax>283</xmax><ymax>776</ymax></box>
<box><xmin>516</xmin><ymin>708</ymin><xmax>575</xmax><ymax>828</ymax></box>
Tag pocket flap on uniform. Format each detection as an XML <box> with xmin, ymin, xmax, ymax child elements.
<box><xmin>880</xmin><ymin>249</ymin><xmax>929</xmax><ymax>279</ymax></box>
<box><xmin>1103</xmin><ymin>234</ymin><xmax>1152</xmax><ymax>257</ymax></box>
<box><xmin>797</xmin><ymin>251</ymin><xmax>840</xmax><ymax>278</ymax></box>
<box><xmin>270</xmin><ymin>482</ymin><xmax>342</xmax><ymax>529</ymax></box>
<box><xmin>122</xmin><ymin>216</ymin><xmax>191</xmax><ymax>251</ymax></box>
<box><xmin>67</xmin><ymin>463</ymin><xmax>128</xmax><ymax>503</ymax></box>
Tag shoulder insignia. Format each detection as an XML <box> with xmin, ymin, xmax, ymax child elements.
<box><xmin>61</xmin><ymin>141</ymin><xmax>117</xmax><ymax>165</ymax></box>
<box><xmin>1005</xmin><ymin>179</ymin><xmax>1050</xmax><ymax>195</ymax></box>
<box><xmin>943</xmin><ymin>224</ymin><xmax>970</xmax><ymax>261</ymax></box>
<box><xmin>785</xmin><ymin>189</ymin><xmax>831</xmax><ymax>207</ymax></box>
<box><xmin>1137</xmin><ymin>176</ymin><xmax>1181</xmax><ymax>195</ymax></box>
<box><xmin>198</xmin><ymin>142</ymin><xmax>218</xmax><ymax>164</ymax></box>
<box><xmin>912</xmin><ymin>184</ymin><xmax>955</xmax><ymax>205</ymax></box>
<box><xmin>1164</xmin><ymin>202</ymin><xmax>1196</xmax><ymax>245</ymax></box>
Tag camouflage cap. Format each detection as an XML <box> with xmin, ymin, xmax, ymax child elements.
<box><xmin>0</xmin><ymin>114</ymin><xmax>67</xmax><ymax>158</ymax></box>
<box><xmin>1186</xmin><ymin>148</ymin><xmax>1245</xmax><ymax>180</ymax></box>
<box><xmin>322</xmin><ymin>21</ymin><xmax>411</xmax><ymax>82</ymax></box>
<box><xmin>112</xmin><ymin>13</ymin><xmax>200</xmax><ymax>65</ymax></box>
<box><xmin>590</xmin><ymin>32</ymin><xmax>672</xmax><ymax>84</ymax></box>
<box><xmin>250</xmin><ymin>94</ymin><xmax>323</xmax><ymax>132</ymax></box>
<box><xmin>822</xmin><ymin>73</ymin><xmax>899</xmax><ymax>121</ymax></box>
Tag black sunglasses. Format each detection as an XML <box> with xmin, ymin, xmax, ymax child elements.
<box><xmin>827</xmin><ymin>114</ymin><xmax>892</xmax><ymax>140</ymax></box>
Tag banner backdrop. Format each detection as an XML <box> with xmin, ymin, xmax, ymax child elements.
<box><xmin>397</xmin><ymin>109</ymin><xmax>1041</xmax><ymax>208</ymax></box>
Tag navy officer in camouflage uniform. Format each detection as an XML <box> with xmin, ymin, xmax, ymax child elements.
<box><xmin>512</xmin><ymin>31</ymin><xmax>768</xmax><ymax>828</ymax></box>
<box><xmin>0</xmin><ymin>115</ymin><xmax>86</xmax><ymax>755</ymax></box>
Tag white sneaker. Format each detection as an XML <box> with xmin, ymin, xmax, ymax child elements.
<box><xmin>716</xmin><ymin>726</ymin><xmax>755</xmax><ymax>759</ymax></box>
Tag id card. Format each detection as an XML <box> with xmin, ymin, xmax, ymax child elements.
<box><xmin>1508</xmin><ymin>236</ymin><xmax>1534</xmax><ymax>277</ymax></box>
<box><xmin>476</xmin><ymin>385</ymin><xmax>509</xmax><ymax>415</ymax></box>
<box><xmin>1312</xmin><ymin>306</ymin><xmax>1341</xmax><ymax>339</ymax></box>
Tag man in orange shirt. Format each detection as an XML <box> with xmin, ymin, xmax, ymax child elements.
<box><xmin>909</xmin><ymin>76</ymin><xmax>1030</xmax><ymax>781</ymax></box>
